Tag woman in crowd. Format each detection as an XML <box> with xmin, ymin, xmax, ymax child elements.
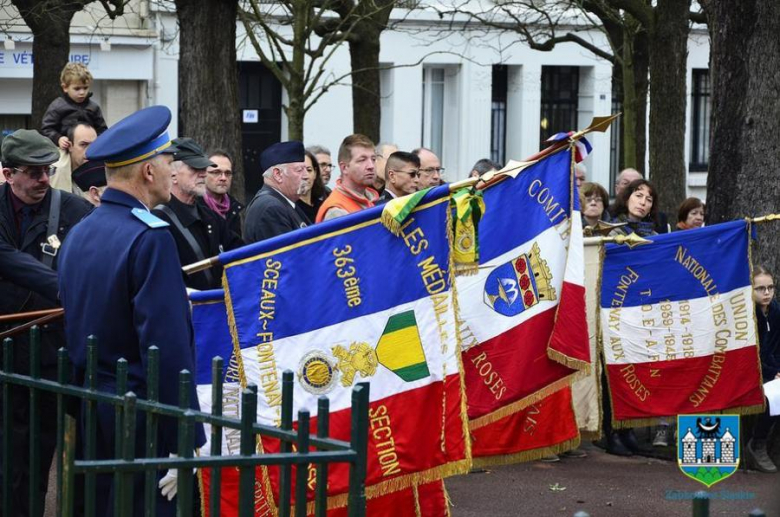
<box><xmin>675</xmin><ymin>197</ymin><xmax>705</xmax><ymax>231</ymax></box>
<box><xmin>747</xmin><ymin>265</ymin><xmax>780</xmax><ymax>473</ymax></box>
<box><xmin>609</xmin><ymin>179</ymin><xmax>659</xmax><ymax>238</ymax></box>
<box><xmin>297</xmin><ymin>150</ymin><xmax>329</xmax><ymax>222</ymax></box>
<box><xmin>580</xmin><ymin>182</ymin><xmax>610</xmax><ymax>232</ymax></box>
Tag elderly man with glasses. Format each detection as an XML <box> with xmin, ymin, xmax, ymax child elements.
<box><xmin>0</xmin><ymin>128</ymin><xmax>91</xmax><ymax>516</ymax></box>
<box><xmin>412</xmin><ymin>147</ymin><xmax>446</xmax><ymax>188</ymax></box>
<box><xmin>379</xmin><ymin>151</ymin><xmax>421</xmax><ymax>204</ymax></box>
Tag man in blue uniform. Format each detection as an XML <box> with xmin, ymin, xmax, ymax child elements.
<box><xmin>58</xmin><ymin>105</ymin><xmax>205</xmax><ymax>516</ymax></box>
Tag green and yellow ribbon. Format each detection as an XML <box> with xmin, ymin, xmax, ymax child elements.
<box><xmin>380</xmin><ymin>188</ymin><xmax>431</xmax><ymax>236</ymax></box>
<box><xmin>450</xmin><ymin>188</ymin><xmax>485</xmax><ymax>275</ymax></box>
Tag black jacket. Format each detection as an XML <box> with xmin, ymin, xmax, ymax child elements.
<box><xmin>0</xmin><ymin>183</ymin><xmax>91</xmax><ymax>370</ymax></box>
<box><xmin>41</xmin><ymin>93</ymin><xmax>108</xmax><ymax>145</ymax></box>
<box><xmin>244</xmin><ymin>185</ymin><xmax>311</xmax><ymax>244</ymax></box>
<box><xmin>0</xmin><ymin>239</ymin><xmax>59</xmax><ymax>303</ymax></box>
<box><xmin>225</xmin><ymin>193</ymin><xmax>244</xmax><ymax>239</ymax></box>
<box><xmin>153</xmin><ymin>195</ymin><xmax>244</xmax><ymax>290</ymax></box>
<box><xmin>756</xmin><ymin>300</ymin><xmax>780</xmax><ymax>382</ymax></box>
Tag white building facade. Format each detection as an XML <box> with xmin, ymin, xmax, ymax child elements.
<box><xmin>0</xmin><ymin>1</ymin><xmax>711</xmax><ymax>200</ymax></box>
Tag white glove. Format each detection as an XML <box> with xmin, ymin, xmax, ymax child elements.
<box><xmin>159</xmin><ymin>454</ymin><xmax>179</xmax><ymax>501</ymax></box>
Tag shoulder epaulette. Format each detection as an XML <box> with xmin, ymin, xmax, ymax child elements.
<box><xmin>131</xmin><ymin>208</ymin><xmax>169</xmax><ymax>228</ymax></box>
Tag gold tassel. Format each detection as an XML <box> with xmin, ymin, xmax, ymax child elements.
<box><xmin>413</xmin><ymin>484</ymin><xmax>422</xmax><ymax>517</ymax></box>
<box><xmin>471</xmin><ymin>435</ymin><xmax>582</xmax><ymax>468</ymax></box>
<box><xmin>468</xmin><ymin>373</ymin><xmax>579</xmax><ymax>431</ymax></box>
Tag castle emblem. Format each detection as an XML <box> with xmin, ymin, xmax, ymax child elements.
<box><xmin>677</xmin><ymin>414</ymin><xmax>740</xmax><ymax>487</ymax></box>
<box><xmin>484</xmin><ymin>242</ymin><xmax>557</xmax><ymax>316</ymax></box>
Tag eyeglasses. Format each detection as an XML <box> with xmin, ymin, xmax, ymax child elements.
<box><xmin>13</xmin><ymin>166</ymin><xmax>56</xmax><ymax>181</ymax></box>
<box><xmin>755</xmin><ymin>285</ymin><xmax>775</xmax><ymax>293</ymax></box>
<box><xmin>585</xmin><ymin>195</ymin><xmax>604</xmax><ymax>204</ymax></box>
<box><xmin>319</xmin><ymin>163</ymin><xmax>334</xmax><ymax>170</ymax></box>
<box><xmin>207</xmin><ymin>169</ymin><xmax>233</xmax><ymax>178</ymax></box>
<box><xmin>420</xmin><ymin>167</ymin><xmax>445</xmax><ymax>176</ymax></box>
<box><xmin>392</xmin><ymin>169</ymin><xmax>420</xmax><ymax>178</ymax></box>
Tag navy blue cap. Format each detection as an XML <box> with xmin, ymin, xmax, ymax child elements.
<box><xmin>72</xmin><ymin>160</ymin><xmax>107</xmax><ymax>190</ymax></box>
<box><xmin>86</xmin><ymin>105</ymin><xmax>177</xmax><ymax>167</ymax></box>
<box><xmin>260</xmin><ymin>141</ymin><xmax>305</xmax><ymax>172</ymax></box>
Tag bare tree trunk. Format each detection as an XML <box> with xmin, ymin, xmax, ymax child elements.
<box><xmin>632</xmin><ymin>29</ymin><xmax>649</xmax><ymax>174</ymax></box>
<box><xmin>647</xmin><ymin>0</ymin><xmax>691</xmax><ymax>216</ymax></box>
<box><xmin>13</xmin><ymin>1</ymin><xmax>82</xmax><ymax>128</ymax></box>
<box><xmin>175</xmin><ymin>0</ymin><xmax>245</xmax><ymax>201</ymax></box>
<box><xmin>705</xmin><ymin>0</ymin><xmax>780</xmax><ymax>272</ymax></box>
<box><xmin>348</xmin><ymin>33</ymin><xmax>382</xmax><ymax>142</ymax></box>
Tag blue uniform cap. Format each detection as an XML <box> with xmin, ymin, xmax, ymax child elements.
<box><xmin>260</xmin><ymin>141</ymin><xmax>305</xmax><ymax>172</ymax></box>
<box><xmin>86</xmin><ymin>105</ymin><xmax>178</xmax><ymax>167</ymax></box>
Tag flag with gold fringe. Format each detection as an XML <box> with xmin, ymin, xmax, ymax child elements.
<box><xmin>450</xmin><ymin>188</ymin><xmax>485</xmax><ymax>275</ymax></box>
<box><xmin>218</xmin><ymin>185</ymin><xmax>470</xmax><ymax>512</ymax></box>
<box><xmin>600</xmin><ymin>220</ymin><xmax>765</xmax><ymax>428</ymax></box>
<box><xmin>455</xmin><ymin>145</ymin><xmax>590</xmax><ymax>464</ymax></box>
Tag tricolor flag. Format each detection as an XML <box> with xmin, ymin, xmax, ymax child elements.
<box><xmin>600</xmin><ymin>220</ymin><xmax>765</xmax><ymax>427</ymax></box>
<box><xmin>219</xmin><ymin>187</ymin><xmax>470</xmax><ymax>510</ymax></box>
<box><xmin>190</xmin><ymin>289</ymin><xmax>273</xmax><ymax>516</ymax></box>
<box><xmin>545</xmin><ymin>132</ymin><xmax>592</xmax><ymax>163</ymax></box>
<box><xmin>455</xmin><ymin>147</ymin><xmax>590</xmax><ymax>461</ymax></box>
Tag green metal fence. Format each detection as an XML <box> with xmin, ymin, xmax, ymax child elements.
<box><xmin>0</xmin><ymin>326</ymin><xmax>369</xmax><ymax>517</ymax></box>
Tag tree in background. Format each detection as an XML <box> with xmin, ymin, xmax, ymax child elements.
<box><xmin>175</xmin><ymin>0</ymin><xmax>245</xmax><ymax>201</ymax></box>
<box><xmin>703</xmin><ymin>0</ymin><xmax>780</xmax><ymax>271</ymax></box>
<box><xmin>9</xmin><ymin>0</ymin><xmax>124</xmax><ymax>126</ymax></box>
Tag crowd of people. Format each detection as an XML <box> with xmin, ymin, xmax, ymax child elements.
<box><xmin>0</xmin><ymin>61</ymin><xmax>778</xmax><ymax>515</ymax></box>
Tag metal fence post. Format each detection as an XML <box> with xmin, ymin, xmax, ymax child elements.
<box><xmin>295</xmin><ymin>410</ymin><xmax>311</xmax><ymax>517</ymax></box>
<box><xmin>315</xmin><ymin>397</ymin><xmax>330</xmax><ymax>517</ymax></box>
<box><xmin>28</xmin><ymin>326</ymin><xmax>42</xmax><ymax>517</ymax></box>
<box><xmin>118</xmin><ymin>393</ymin><xmax>137</xmax><ymax>517</ymax></box>
<box><xmin>176</xmin><ymin>370</ymin><xmax>195</xmax><ymax>517</ymax></box>
<box><xmin>56</xmin><ymin>347</ymin><xmax>70</xmax><ymax>517</ymax></box>
<box><xmin>238</xmin><ymin>385</ymin><xmax>258</xmax><ymax>517</ymax></box>
<box><xmin>84</xmin><ymin>336</ymin><xmax>98</xmax><ymax>517</ymax></box>
<box><xmin>692</xmin><ymin>491</ymin><xmax>709</xmax><ymax>517</ymax></box>
<box><xmin>113</xmin><ymin>359</ymin><xmax>128</xmax><ymax>517</ymax></box>
<box><xmin>144</xmin><ymin>346</ymin><xmax>159</xmax><ymax>517</ymax></box>
<box><xmin>347</xmin><ymin>383</ymin><xmax>369</xmax><ymax>517</ymax></box>
<box><xmin>210</xmin><ymin>356</ymin><xmax>224</xmax><ymax>517</ymax></box>
<box><xmin>2</xmin><ymin>338</ymin><xmax>14</xmax><ymax>517</ymax></box>
<box><xmin>279</xmin><ymin>371</ymin><xmax>294</xmax><ymax>517</ymax></box>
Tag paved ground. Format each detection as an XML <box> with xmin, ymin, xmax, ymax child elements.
<box><xmin>447</xmin><ymin>442</ymin><xmax>779</xmax><ymax>517</ymax></box>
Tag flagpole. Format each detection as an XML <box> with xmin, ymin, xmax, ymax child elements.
<box><xmin>181</xmin><ymin>114</ymin><xmax>620</xmax><ymax>276</ymax></box>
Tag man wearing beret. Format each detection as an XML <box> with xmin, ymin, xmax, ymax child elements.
<box><xmin>244</xmin><ymin>140</ymin><xmax>312</xmax><ymax>243</ymax></box>
<box><xmin>57</xmin><ymin>106</ymin><xmax>206</xmax><ymax>516</ymax></box>
<box><xmin>153</xmin><ymin>137</ymin><xmax>243</xmax><ymax>290</ymax></box>
<box><xmin>0</xmin><ymin>129</ymin><xmax>92</xmax><ymax>516</ymax></box>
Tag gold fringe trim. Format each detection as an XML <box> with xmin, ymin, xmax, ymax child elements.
<box><xmin>443</xmin><ymin>481</ymin><xmax>453</xmax><ymax>517</ymax></box>
<box><xmin>579</xmin><ymin>429</ymin><xmax>602</xmax><ymax>442</ymax></box>
<box><xmin>446</xmin><ymin>204</ymin><xmax>474</xmax><ymax>464</ymax></box>
<box><xmin>612</xmin><ymin>403</ymin><xmax>766</xmax><ymax>430</ymax></box>
<box><xmin>454</xmin><ymin>263</ymin><xmax>479</xmax><ymax>276</ymax></box>
<box><xmin>311</xmin><ymin>459</ymin><xmax>473</xmax><ymax>512</ymax></box>
<box><xmin>471</xmin><ymin>435</ymin><xmax>581</xmax><ymax>469</ymax></box>
<box><xmin>547</xmin><ymin>348</ymin><xmax>592</xmax><ymax>375</ymax></box>
<box><xmin>222</xmin><ymin>275</ymin><xmax>279</xmax><ymax>515</ymax></box>
<box><xmin>468</xmin><ymin>373</ymin><xmax>578</xmax><ymax>431</ymax></box>
<box><xmin>413</xmin><ymin>484</ymin><xmax>422</xmax><ymax>517</ymax></box>
<box><xmin>198</xmin><ymin>467</ymin><xmax>205</xmax><ymax>517</ymax></box>
<box><xmin>380</xmin><ymin>210</ymin><xmax>403</xmax><ymax>236</ymax></box>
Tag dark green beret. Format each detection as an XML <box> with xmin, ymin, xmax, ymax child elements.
<box><xmin>1</xmin><ymin>129</ymin><xmax>59</xmax><ymax>166</ymax></box>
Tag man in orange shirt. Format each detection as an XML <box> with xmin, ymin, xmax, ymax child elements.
<box><xmin>316</xmin><ymin>134</ymin><xmax>380</xmax><ymax>222</ymax></box>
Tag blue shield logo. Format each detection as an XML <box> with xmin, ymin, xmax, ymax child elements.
<box><xmin>483</xmin><ymin>243</ymin><xmax>556</xmax><ymax>316</ymax></box>
<box><xmin>678</xmin><ymin>414</ymin><xmax>740</xmax><ymax>487</ymax></box>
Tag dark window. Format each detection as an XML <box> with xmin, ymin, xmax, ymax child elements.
<box><xmin>690</xmin><ymin>69</ymin><xmax>710</xmax><ymax>172</ymax></box>
<box><xmin>491</xmin><ymin>65</ymin><xmax>508</xmax><ymax>165</ymax></box>
<box><xmin>0</xmin><ymin>114</ymin><xmax>33</xmax><ymax>137</ymax></box>
<box><xmin>540</xmin><ymin>66</ymin><xmax>579</xmax><ymax>149</ymax></box>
